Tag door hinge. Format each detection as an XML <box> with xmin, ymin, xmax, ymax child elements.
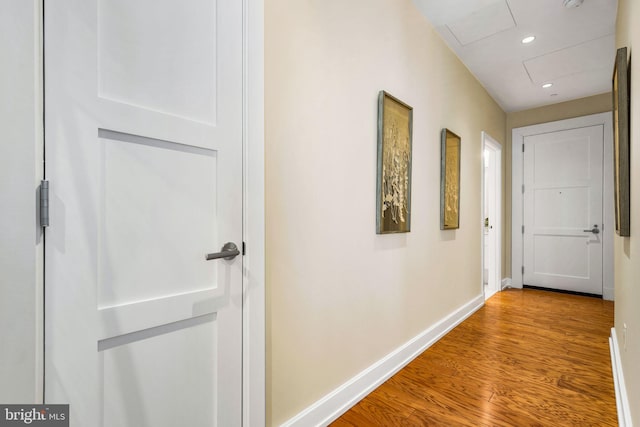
<box><xmin>242</xmin><ymin>241</ymin><xmax>246</xmax><ymax>256</ymax></box>
<box><xmin>522</xmin><ymin>144</ymin><xmax>525</xmax><ymax>153</ymax></box>
<box><xmin>522</xmin><ymin>225</ymin><xmax>525</xmax><ymax>234</ymax></box>
<box><xmin>522</xmin><ymin>184</ymin><xmax>525</xmax><ymax>193</ymax></box>
<box><xmin>522</xmin><ymin>266</ymin><xmax>525</xmax><ymax>275</ymax></box>
<box><xmin>40</xmin><ymin>180</ymin><xmax>50</xmax><ymax>228</ymax></box>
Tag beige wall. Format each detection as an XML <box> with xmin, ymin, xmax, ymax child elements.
<box><xmin>503</xmin><ymin>93</ymin><xmax>612</xmax><ymax>278</ymax></box>
<box><xmin>265</xmin><ymin>0</ymin><xmax>505</xmax><ymax>424</ymax></box>
<box><xmin>507</xmin><ymin>93</ymin><xmax>612</xmax><ymax>130</ymax></box>
<box><xmin>615</xmin><ymin>0</ymin><xmax>640</xmax><ymax>423</ymax></box>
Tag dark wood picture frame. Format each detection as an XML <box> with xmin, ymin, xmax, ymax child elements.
<box><xmin>612</xmin><ymin>47</ymin><xmax>630</xmax><ymax>236</ymax></box>
<box><xmin>440</xmin><ymin>128</ymin><xmax>461</xmax><ymax>230</ymax></box>
<box><xmin>376</xmin><ymin>91</ymin><xmax>413</xmax><ymax>234</ymax></box>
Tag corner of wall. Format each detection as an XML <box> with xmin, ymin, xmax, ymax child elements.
<box><xmin>614</xmin><ymin>1</ymin><xmax>640</xmax><ymax>425</ymax></box>
<box><xmin>610</xmin><ymin>328</ymin><xmax>633</xmax><ymax>426</ymax></box>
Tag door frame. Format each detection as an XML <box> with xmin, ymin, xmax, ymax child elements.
<box><xmin>8</xmin><ymin>0</ymin><xmax>265</xmax><ymax>422</ymax></box>
<box><xmin>243</xmin><ymin>0</ymin><xmax>266</xmax><ymax>424</ymax></box>
<box><xmin>511</xmin><ymin>112</ymin><xmax>614</xmax><ymax>300</ymax></box>
<box><xmin>481</xmin><ymin>132</ymin><xmax>502</xmax><ymax>300</ymax></box>
<box><xmin>0</xmin><ymin>0</ymin><xmax>45</xmax><ymax>403</ymax></box>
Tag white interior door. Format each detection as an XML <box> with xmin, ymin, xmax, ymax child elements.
<box><xmin>45</xmin><ymin>1</ymin><xmax>244</xmax><ymax>425</ymax></box>
<box><xmin>522</xmin><ymin>125</ymin><xmax>603</xmax><ymax>295</ymax></box>
<box><xmin>484</xmin><ymin>148</ymin><xmax>497</xmax><ymax>297</ymax></box>
<box><xmin>482</xmin><ymin>133</ymin><xmax>502</xmax><ymax>300</ymax></box>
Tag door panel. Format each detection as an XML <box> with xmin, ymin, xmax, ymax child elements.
<box><xmin>101</xmin><ymin>316</ymin><xmax>216</xmax><ymax>427</ymax></box>
<box><xmin>98</xmin><ymin>130</ymin><xmax>218</xmax><ymax>308</ymax></box>
<box><xmin>45</xmin><ymin>0</ymin><xmax>243</xmax><ymax>425</ymax></box>
<box><xmin>97</xmin><ymin>0</ymin><xmax>218</xmax><ymax>124</ymax></box>
<box><xmin>523</xmin><ymin>126</ymin><xmax>603</xmax><ymax>295</ymax></box>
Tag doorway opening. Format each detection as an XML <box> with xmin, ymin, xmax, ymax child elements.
<box><xmin>482</xmin><ymin>132</ymin><xmax>502</xmax><ymax>300</ymax></box>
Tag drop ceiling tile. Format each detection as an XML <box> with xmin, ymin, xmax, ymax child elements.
<box><xmin>413</xmin><ymin>0</ymin><xmax>505</xmax><ymax>26</ymax></box>
<box><xmin>523</xmin><ymin>35</ymin><xmax>615</xmax><ymax>84</ymax></box>
<box><xmin>413</xmin><ymin>0</ymin><xmax>618</xmax><ymax>111</ymax></box>
<box><xmin>446</xmin><ymin>0</ymin><xmax>516</xmax><ymax>46</ymax></box>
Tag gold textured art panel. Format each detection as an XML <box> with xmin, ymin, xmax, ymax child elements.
<box><xmin>441</xmin><ymin>129</ymin><xmax>461</xmax><ymax>230</ymax></box>
<box><xmin>376</xmin><ymin>91</ymin><xmax>412</xmax><ymax>234</ymax></box>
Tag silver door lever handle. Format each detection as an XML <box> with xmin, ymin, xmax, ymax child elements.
<box><xmin>583</xmin><ymin>225</ymin><xmax>600</xmax><ymax>234</ymax></box>
<box><xmin>206</xmin><ymin>242</ymin><xmax>240</xmax><ymax>260</ymax></box>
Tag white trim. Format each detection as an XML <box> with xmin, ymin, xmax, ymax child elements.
<box><xmin>501</xmin><ymin>277</ymin><xmax>512</xmax><ymax>290</ymax></box>
<box><xmin>281</xmin><ymin>295</ymin><xmax>485</xmax><ymax>427</ymax></box>
<box><xmin>610</xmin><ymin>328</ymin><xmax>633</xmax><ymax>427</ymax></box>
<box><xmin>0</xmin><ymin>0</ymin><xmax>44</xmax><ymax>403</ymax></box>
<box><xmin>481</xmin><ymin>132</ymin><xmax>502</xmax><ymax>300</ymax></box>
<box><xmin>603</xmin><ymin>287</ymin><xmax>614</xmax><ymax>301</ymax></box>
<box><xmin>511</xmin><ymin>112</ymin><xmax>613</xmax><ymax>296</ymax></box>
<box><xmin>34</xmin><ymin>0</ymin><xmax>44</xmax><ymax>402</ymax></box>
<box><xmin>242</xmin><ymin>0</ymin><xmax>265</xmax><ymax>425</ymax></box>
<box><xmin>481</xmin><ymin>132</ymin><xmax>485</xmax><ymax>296</ymax></box>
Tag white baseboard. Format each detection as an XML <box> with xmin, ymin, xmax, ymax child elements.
<box><xmin>501</xmin><ymin>277</ymin><xmax>512</xmax><ymax>290</ymax></box>
<box><xmin>280</xmin><ymin>295</ymin><xmax>485</xmax><ymax>427</ymax></box>
<box><xmin>603</xmin><ymin>287</ymin><xmax>615</xmax><ymax>301</ymax></box>
<box><xmin>610</xmin><ymin>327</ymin><xmax>633</xmax><ymax>427</ymax></box>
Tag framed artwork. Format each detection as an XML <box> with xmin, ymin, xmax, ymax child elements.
<box><xmin>440</xmin><ymin>128</ymin><xmax>461</xmax><ymax>230</ymax></box>
<box><xmin>612</xmin><ymin>46</ymin><xmax>630</xmax><ymax>236</ymax></box>
<box><xmin>376</xmin><ymin>91</ymin><xmax>413</xmax><ymax>234</ymax></box>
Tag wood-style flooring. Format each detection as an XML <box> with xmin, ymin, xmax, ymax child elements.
<box><xmin>331</xmin><ymin>289</ymin><xmax>616</xmax><ymax>426</ymax></box>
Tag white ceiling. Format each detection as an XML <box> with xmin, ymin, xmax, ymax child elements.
<box><xmin>413</xmin><ymin>0</ymin><xmax>618</xmax><ymax>112</ymax></box>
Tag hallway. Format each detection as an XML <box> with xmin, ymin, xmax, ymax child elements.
<box><xmin>332</xmin><ymin>289</ymin><xmax>616</xmax><ymax>426</ymax></box>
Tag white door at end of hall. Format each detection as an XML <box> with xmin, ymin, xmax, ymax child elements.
<box><xmin>45</xmin><ymin>0</ymin><xmax>244</xmax><ymax>425</ymax></box>
<box><xmin>523</xmin><ymin>125</ymin><xmax>604</xmax><ymax>295</ymax></box>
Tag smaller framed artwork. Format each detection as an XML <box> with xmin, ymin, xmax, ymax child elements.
<box><xmin>440</xmin><ymin>128</ymin><xmax>461</xmax><ymax>230</ymax></box>
<box><xmin>612</xmin><ymin>46</ymin><xmax>630</xmax><ymax>236</ymax></box>
<box><xmin>376</xmin><ymin>91</ymin><xmax>413</xmax><ymax>234</ymax></box>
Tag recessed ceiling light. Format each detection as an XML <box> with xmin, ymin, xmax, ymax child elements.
<box><xmin>563</xmin><ymin>0</ymin><xmax>584</xmax><ymax>8</ymax></box>
<box><xmin>522</xmin><ymin>36</ymin><xmax>536</xmax><ymax>44</ymax></box>
<box><xmin>542</xmin><ymin>83</ymin><xmax>553</xmax><ymax>88</ymax></box>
